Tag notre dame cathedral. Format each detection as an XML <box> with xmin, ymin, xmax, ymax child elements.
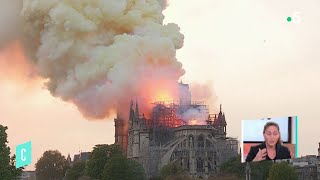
<box><xmin>115</xmin><ymin>82</ymin><xmax>238</xmax><ymax>179</ymax></box>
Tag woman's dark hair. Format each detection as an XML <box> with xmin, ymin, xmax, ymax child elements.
<box><xmin>263</xmin><ymin>121</ymin><xmax>282</xmax><ymax>144</ymax></box>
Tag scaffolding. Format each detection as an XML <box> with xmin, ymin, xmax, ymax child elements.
<box><xmin>151</xmin><ymin>103</ymin><xmax>185</xmax><ymax>128</ymax></box>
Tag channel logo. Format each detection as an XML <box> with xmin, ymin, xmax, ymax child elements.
<box><xmin>16</xmin><ymin>141</ymin><xmax>32</xmax><ymax>168</ymax></box>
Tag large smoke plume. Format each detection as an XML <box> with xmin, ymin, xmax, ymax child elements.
<box><xmin>1</xmin><ymin>0</ymin><xmax>217</xmax><ymax>121</ymax></box>
<box><xmin>0</xmin><ymin>0</ymin><xmax>39</xmax><ymax>85</ymax></box>
<box><xmin>18</xmin><ymin>0</ymin><xmax>184</xmax><ymax>119</ymax></box>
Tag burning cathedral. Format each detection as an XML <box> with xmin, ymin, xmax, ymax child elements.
<box><xmin>114</xmin><ymin>82</ymin><xmax>238</xmax><ymax>179</ymax></box>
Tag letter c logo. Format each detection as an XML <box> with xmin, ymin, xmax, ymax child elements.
<box><xmin>21</xmin><ymin>149</ymin><xmax>26</xmax><ymax>161</ymax></box>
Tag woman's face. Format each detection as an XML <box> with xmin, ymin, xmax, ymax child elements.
<box><xmin>263</xmin><ymin>125</ymin><xmax>280</xmax><ymax>147</ymax></box>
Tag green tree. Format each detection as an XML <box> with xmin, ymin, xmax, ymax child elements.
<box><xmin>77</xmin><ymin>176</ymin><xmax>95</xmax><ymax>180</ymax></box>
<box><xmin>0</xmin><ymin>125</ymin><xmax>23</xmax><ymax>180</ymax></box>
<box><xmin>159</xmin><ymin>162</ymin><xmax>185</xmax><ymax>180</ymax></box>
<box><xmin>208</xmin><ymin>175</ymin><xmax>240</xmax><ymax>180</ymax></box>
<box><xmin>9</xmin><ymin>155</ymin><xmax>24</xmax><ymax>179</ymax></box>
<box><xmin>35</xmin><ymin>150</ymin><xmax>69</xmax><ymax>180</ymax></box>
<box><xmin>220</xmin><ymin>155</ymin><xmax>273</xmax><ymax>179</ymax></box>
<box><xmin>268</xmin><ymin>162</ymin><xmax>298</xmax><ymax>180</ymax></box>
<box><xmin>102</xmin><ymin>155</ymin><xmax>139</xmax><ymax>180</ymax></box>
<box><xmin>102</xmin><ymin>155</ymin><xmax>145</xmax><ymax>180</ymax></box>
<box><xmin>220</xmin><ymin>155</ymin><xmax>245</xmax><ymax>179</ymax></box>
<box><xmin>85</xmin><ymin>144</ymin><xmax>122</xmax><ymax>179</ymax></box>
<box><xmin>127</xmin><ymin>159</ymin><xmax>145</xmax><ymax>180</ymax></box>
<box><xmin>66</xmin><ymin>161</ymin><xmax>86</xmax><ymax>180</ymax></box>
<box><xmin>251</xmin><ymin>160</ymin><xmax>273</xmax><ymax>180</ymax></box>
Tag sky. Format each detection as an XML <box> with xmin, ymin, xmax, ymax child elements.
<box><xmin>1</xmin><ymin>0</ymin><xmax>320</xmax><ymax>171</ymax></box>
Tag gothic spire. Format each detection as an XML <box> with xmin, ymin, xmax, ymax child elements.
<box><xmin>135</xmin><ymin>98</ymin><xmax>139</xmax><ymax>118</ymax></box>
<box><xmin>130</xmin><ymin>100</ymin><xmax>134</xmax><ymax>110</ymax></box>
<box><xmin>129</xmin><ymin>99</ymin><xmax>135</xmax><ymax>124</ymax></box>
<box><xmin>67</xmin><ymin>153</ymin><xmax>71</xmax><ymax>160</ymax></box>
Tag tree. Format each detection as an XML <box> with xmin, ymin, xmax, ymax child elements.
<box><xmin>127</xmin><ymin>159</ymin><xmax>145</xmax><ymax>180</ymax></box>
<box><xmin>65</xmin><ymin>161</ymin><xmax>86</xmax><ymax>180</ymax></box>
<box><xmin>77</xmin><ymin>176</ymin><xmax>95</xmax><ymax>180</ymax></box>
<box><xmin>251</xmin><ymin>160</ymin><xmax>273</xmax><ymax>180</ymax></box>
<box><xmin>102</xmin><ymin>155</ymin><xmax>145</xmax><ymax>180</ymax></box>
<box><xmin>208</xmin><ymin>175</ymin><xmax>240</xmax><ymax>180</ymax></box>
<box><xmin>220</xmin><ymin>155</ymin><xmax>273</xmax><ymax>180</ymax></box>
<box><xmin>9</xmin><ymin>154</ymin><xmax>24</xmax><ymax>179</ymax></box>
<box><xmin>268</xmin><ymin>162</ymin><xmax>298</xmax><ymax>180</ymax></box>
<box><xmin>35</xmin><ymin>150</ymin><xmax>69</xmax><ymax>180</ymax></box>
<box><xmin>220</xmin><ymin>155</ymin><xmax>246</xmax><ymax>179</ymax></box>
<box><xmin>85</xmin><ymin>144</ymin><xmax>122</xmax><ymax>179</ymax></box>
<box><xmin>159</xmin><ymin>162</ymin><xmax>185</xmax><ymax>179</ymax></box>
<box><xmin>0</xmin><ymin>125</ymin><xmax>23</xmax><ymax>180</ymax></box>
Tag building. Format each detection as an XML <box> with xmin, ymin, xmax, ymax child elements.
<box><xmin>73</xmin><ymin>152</ymin><xmax>91</xmax><ymax>164</ymax></box>
<box><xmin>66</xmin><ymin>152</ymin><xmax>91</xmax><ymax>167</ymax></box>
<box><xmin>19</xmin><ymin>171</ymin><xmax>36</xmax><ymax>180</ymax></box>
<box><xmin>115</xmin><ymin>82</ymin><xmax>239</xmax><ymax>179</ymax></box>
<box><xmin>291</xmin><ymin>143</ymin><xmax>320</xmax><ymax>180</ymax></box>
<box><xmin>295</xmin><ymin>164</ymin><xmax>318</xmax><ymax>180</ymax></box>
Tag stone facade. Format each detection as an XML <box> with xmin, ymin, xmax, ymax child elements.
<box><xmin>295</xmin><ymin>165</ymin><xmax>318</xmax><ymax>180</ymax></box>
<box><xmin>114</xmin><ymin>83</ymin><xmax>239</xmax><ymax>179</ymax></box>
<box><xmin>115</xmin><ymin>101</ymin><xmax>238</xmax><ymax>179</ymax></box>
<box><xmin>19</xmin><ymin>171</ymin><xmax>36</xmax><ymax>180</ymax></box>
<box><xmin>292</xmin><ymin>154</ymin><xmax>320</xmax><ymax>180</ymax></box>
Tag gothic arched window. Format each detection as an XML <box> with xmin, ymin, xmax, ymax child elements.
<box><xmin>208</xmin><ymin>157</ymin><xmax>213</xmax><ymax>171</ymax></box>
<box><xmin>189</xmin><ymin>135</ymin><xmax>194</xmax><ymax>148</ymax></box>
<box><xmin>198</xmin><ymin>135</ymin><xmax>204</xmax><ymax>147</ymax></box>
<box><xmin>196</xmin><ymin>158</ymin><xmax>204</xmax><ymax>172</ymax></box>
<box><xmin>206</xmin><ymin>139</ymin><xmax>212</xmax><ymax>147</ymax></box>
<box><xmin>182</xmin><ymin>140</ymin><xmax>186</xmax><ymax>147</ymax></box>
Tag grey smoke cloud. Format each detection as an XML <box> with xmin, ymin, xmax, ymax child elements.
<box><xmin>0</xmin><ymin>0</ymin><xmax>22</xmax><ymax>48</ymax></box>
<box><xmin>20</xmin><ymin>0</ymin><xmax>185</xmax><ymax>119</ymax></box>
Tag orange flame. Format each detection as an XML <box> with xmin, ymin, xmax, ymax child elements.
<box><xmin>189</xmin><ymin>119</ymin><xmax>198</xmax><ymax>125</ymax></box>
<box><xmin>153</xmin><ymin>90</ymin><xmax>174</xmax><ymax>102</ymax></box>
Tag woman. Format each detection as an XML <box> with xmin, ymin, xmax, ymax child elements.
<box><xmin>245</xmin><ymin>121</ymin><xmax>291</xmax><ymax>162</ymax></box>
